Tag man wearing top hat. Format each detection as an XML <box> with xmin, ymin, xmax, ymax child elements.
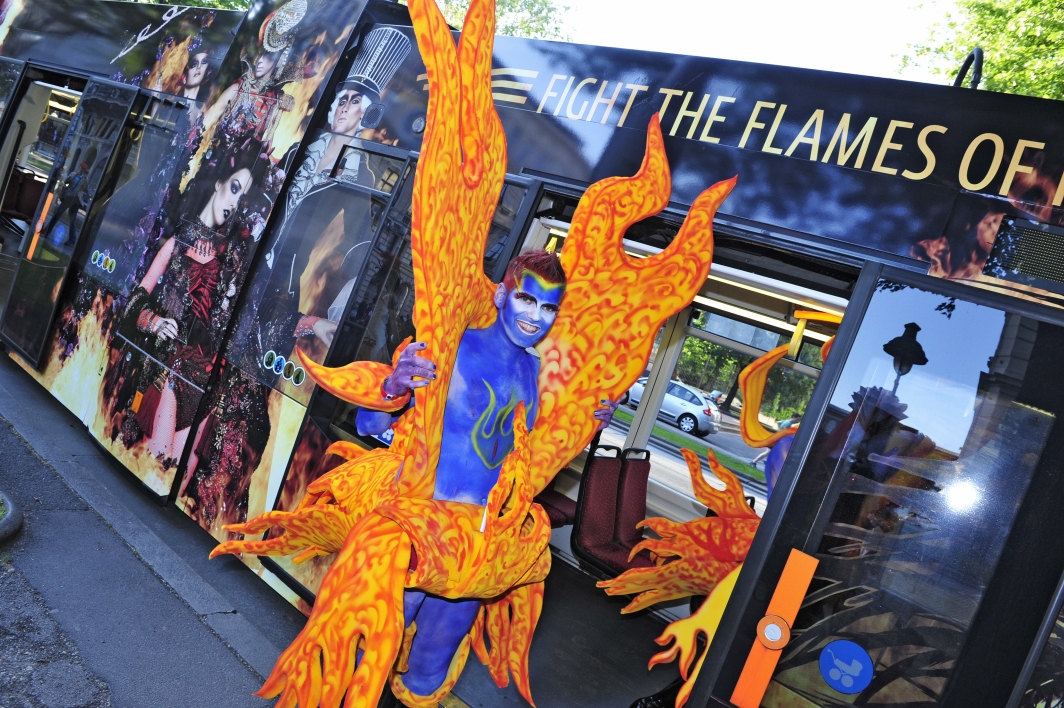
<box><xmin>227</xmin><ymin>27</ymin><xmax>412</xmax><ymax>386</ymax></box>
<box><xmin>277</xmin><ymin>26</ymin><xmax>411</xmax><ymax>219</ymax></box>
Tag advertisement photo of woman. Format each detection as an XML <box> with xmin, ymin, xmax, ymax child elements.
<box><xmin>105</xmin><ymin>147</ymin><xmax>266</xmax><ymax>471</ymax></box>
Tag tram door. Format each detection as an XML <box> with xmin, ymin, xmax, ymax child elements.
<box><xmin>518</xmin><ymin>187</ymin><xmax>851</xmax><ymax>528</ymax></box>
<box><xmin>0</xmin><ymin>78</ymin><xmax>137</xmax><ymax>365</ymax></box>
<box><xmin>690</xmin><ymin>263</ymin><xmax>1064</xmax><ymax>708</ymax></box>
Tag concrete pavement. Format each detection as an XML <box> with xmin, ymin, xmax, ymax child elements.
<box><xmin>0</xmin><ymin>351</ymin><xmax>311</xmax><ymax>707</ymax></box>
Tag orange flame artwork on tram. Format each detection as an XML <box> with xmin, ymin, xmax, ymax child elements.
<box><xmin>210</xmin><ymin>0</ymin><xmax>734</xmax><ymax>704</ymax></box>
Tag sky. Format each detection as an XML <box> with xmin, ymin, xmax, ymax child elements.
<box><xmin>563</xmin><ymin>0</ymin><xmax>957</xmax><ymax>85</ymax></box>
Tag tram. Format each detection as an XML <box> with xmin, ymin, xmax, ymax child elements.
<box><xmin>1</xmin><ymin>1</ymin><xmax>1064</xmax><ymax>706</ymax></box>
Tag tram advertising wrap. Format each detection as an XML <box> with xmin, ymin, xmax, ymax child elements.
<box><xmin>0</xmin><ymin>1</ymin><xmax>242</xmax><ymax>89</ymax></box>
<box><xmin>7</xmin><ymin>0</ymin><xmax>371</xmax><ymax>497</ymax></box>
<box><xmin>358</xmin><ymin>25</ymin><xmax>1064</xmax><ymax>293</ymax></box>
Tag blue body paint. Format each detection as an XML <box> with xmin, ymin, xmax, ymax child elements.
<box><xmin>354</xmin><ymin>271</ymin><xmax>563</xmax><ymax>696</ymax></box>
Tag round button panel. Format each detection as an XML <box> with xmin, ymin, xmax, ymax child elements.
<box><xmin>756</xmin><ymin>614</ymin><xmax>791</xmax><ymax>650</ymax></box>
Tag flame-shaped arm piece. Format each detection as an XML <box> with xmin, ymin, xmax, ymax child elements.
<box><xmin>738</xmin><ymin>345</ymin><xmax>796</xmax><ymax>449</ymax></box>
<box><xmin>684</xmin><ymin>448</ymin><xmax>759</xmax><ymax>520</ymax></box>
<box><xmin>647</xmin><ymin>565</ymin><xmax>742</xmax><ymax>708</ymax></box>
<box><xmin>597</xmin><ymin>449</ymin><xmax>757</xmax><ymax>613</ymax></box>
<box><xmin>296</xmin><ymin>338</ymin><xmax>416</xmax><ymax>413</ymax></box>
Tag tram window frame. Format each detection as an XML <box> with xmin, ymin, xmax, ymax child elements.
<box><xmin>692</xmin><ymin>260</ymin><xmax>1064</xmax><ymax>708</ymax></box>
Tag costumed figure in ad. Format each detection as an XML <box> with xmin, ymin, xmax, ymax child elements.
<box><xmin>204</xmin><ymin>0</ymin><xmax>306</xmax><ymax>146</ymax></box>
<box><xmin>107</xmin><ymin>147</ymin><xmax>264</xmax><ymax>470</ymax></box>
<box><xmin>211</xmin><ymin>0</ymin><xmax>734</xmax><ymax>706</ymax></box>
<box><xmin>277</xmin><ymin>26</ymin><xmax>411</xmax><ymax>225</ymax></box>
<box><xmin>176</xmin><ymin>29</ymin><xmax>413</xmax><ymax>532</ymax></box>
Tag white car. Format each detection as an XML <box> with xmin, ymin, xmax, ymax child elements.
<box><xmin>624</xmin><ymin>378</ymin><xmax>721</xmax><ymax>436</ymax></box>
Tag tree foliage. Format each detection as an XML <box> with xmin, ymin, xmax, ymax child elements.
<box><xmin>127</xmin><ymin>0</ymin><xmax>569</xmax><ymax>37</ymax></box>
<box><xmin>671</xmin><ymin>335</ymin><xmax>817</xmax><ymax>422</ymax></box>
<box><xmin>413</xmin><ymin>0</ymin><xmax>569</xmax><ymax>40</ymax></box>
<box><xmin>904</xmin><ymin>0</ymin><xmax>1064</xmax><ymax>100</ymax></box>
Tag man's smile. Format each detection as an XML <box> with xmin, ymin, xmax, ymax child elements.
<box><xmin>516</xmin><ymin>320</ymin><xmax>540</xmax><ymax>335</ymax></box>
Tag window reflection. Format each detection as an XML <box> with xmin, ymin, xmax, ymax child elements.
<box><xmin>765</xmin><ymin>280</ymin><xmax>1057</xmax><ymax>707</ymax></box>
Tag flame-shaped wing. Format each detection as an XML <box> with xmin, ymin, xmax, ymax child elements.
<box><xmin>531</xmin><ymin>120</ymin><xmax>735</xmax><ymax>493</ymax></box>
<box><xmin>402</xmin><ymin>0</ymin><xmax>506</xmax><ymax>499</ymax></box>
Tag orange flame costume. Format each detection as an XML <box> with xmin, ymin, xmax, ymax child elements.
<box><xmin>210</xmin><ymin>0</ymin><xmax>734</xmax><ymax>705</ymax></box>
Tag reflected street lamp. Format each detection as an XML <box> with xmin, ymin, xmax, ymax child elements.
<box><xmin>883</xmin><ymin>322</ymin><xmax>928</xmax><ymax>394</ymax></box>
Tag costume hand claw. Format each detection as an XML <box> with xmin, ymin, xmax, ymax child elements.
<box><xmin>382</xmin><ymin>341</ymin><xmax>436</xmax><ymax>398</ymax></box>
<box><xmin>595</xmin><ymin>399</ymin><xmax>620</xmax><ymax>431</ymax></box>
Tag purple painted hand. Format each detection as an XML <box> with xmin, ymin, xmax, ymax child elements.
<box><xmin>594</xmin><ymin>398</ymin><xmax>620</xmax><ymax>431</ymax></box>
<box><xmin>382</xmin><ymin>341</ymin><xmax>437</xmax><ymax>398</ymax></box>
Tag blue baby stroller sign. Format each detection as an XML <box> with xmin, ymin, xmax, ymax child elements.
<box><xmin>819</xmin><ymin>640</ymin><xmax>873</xmax><ymax>694</ymax></box>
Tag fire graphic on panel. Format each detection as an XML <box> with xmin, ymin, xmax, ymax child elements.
<box><xmin>211</xmin><ymin>0</ymin><xmax>733</xmax><ymax>704</ymax></box>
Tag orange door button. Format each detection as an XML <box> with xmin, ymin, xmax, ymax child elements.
<box><xmin>756</xmin><ymin>615</ymin><xmax>790</xmax><ymax>650</ymax></box>
<box><xmin>730</xmin><ymin>549</ymin><xmax>819</xmax><ymax>708</ymax></box>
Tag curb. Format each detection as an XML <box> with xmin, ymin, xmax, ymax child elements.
<box><xmin>0</xmin><ymin>488</ymin><xmax>23</xmax><ymax>541</ymax></box>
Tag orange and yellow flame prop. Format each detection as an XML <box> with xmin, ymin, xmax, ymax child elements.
<box><xmin>531</xmin><ymin>129</ymin><xmax>735</xmax><ymax>495</ymax></box>
<box><xmin>596</xmin><ymin>450</ymin><xmax>757</xmax><ymax>707</ymax></box>
<box><xmin>210</xmin><ymin>0</ymin><xmax>733</xmax><ymax>704</ymax></box>
<box><xmin>738</xmin><ymin>310</ymin><xmax>842</xmax><ymax>448</ymax></box>
<box><xmin>597</xmin><ymin>449</ymin><xmax>758</xmax><ymax>614</ymax></box>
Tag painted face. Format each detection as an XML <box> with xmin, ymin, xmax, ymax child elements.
<box><xmin>254</xmin><ymin>52</ymin><xmax>279</xmax><ymax>79</ymax></box>
<box><xmin>208</xmin><ymin>168</ymin><xmax>253</xmax><ymax>227</ymax></box>
<box><xmin>186</xmin><ymin>53</ymin><xmax>209</xmax><ymax>88</ymax></box>
<box><xmin>331</xmin><ymin>90</ymin><xmax>364</xmax><ymax>135</ymax></box>
<box><xmin>495</xmin><ymin>271</ymin><xmax>564</xmax><ymax>348</ymax></box>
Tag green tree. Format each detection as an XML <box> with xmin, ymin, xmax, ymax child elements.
<box><xmin>904</xmin><ymin>0</ymin><xmax>1064</xmax><ymax>99</ymax></box>
<box><xmin>122</xmin><ymin>0</ymin><xmax>569</xmax><ymax>34</ymax></box>
<box><xmin>410</xmin><ymin>0</ymin><xmax>570</xmax><ymax>40</ymax></box>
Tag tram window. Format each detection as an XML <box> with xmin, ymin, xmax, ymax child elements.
<box><xmin>228</xmin><ymin>147</ymin><xmax>407</xmax><ymax>406</ymax></box>
<box><xmin>0</xmin><ymin>79</ymin><xmax>86</xmax><ymax>257</ymax></box>
<box><xmin>76</xmin><ymin>99</ymin><xmax>192</xmax><ymax>298</ymax></box>
<box><xmin>1</xmin><ymin>80</ymin><xmax>135</xmax><ymax>364</ymax></box>
<box><xmin>753</xmin><ymin>279</ymin><xmax>1055</xmax><ymax>707</ymax></box>
<box><xmin>0</xmin><ymin>61</ymin><xmax>21</xmax><ymax>126</ymax></box>
<box><xmin>483</xmin><ymin>183</ymin><xmax>526</xmax><ymax>277</ymax></box>
<box><xmin>314</xmin><ymin>171</ymin><xmax>527</xmax><ymax>447</ymax></box>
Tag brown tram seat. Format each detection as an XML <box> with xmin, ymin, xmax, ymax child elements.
<box><xmin>2</xmin><ymin>167</ymin><xmax>45</xmax><ymax>223</ymax></box>
<box><xmin>534</xmin><ymin>483</ymin><xmax>577</xmax><ymax>528</ymax></box>
<box><xmin>571</xmin><ymin>445</ymin><xmax>655</xmax><ymax>577</ymax></box>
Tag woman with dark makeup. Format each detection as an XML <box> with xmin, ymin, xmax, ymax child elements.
<box><xmin>115</xmin><ymin>149</ymin><xmax>261</xmax><ymax>467</ymax></box>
